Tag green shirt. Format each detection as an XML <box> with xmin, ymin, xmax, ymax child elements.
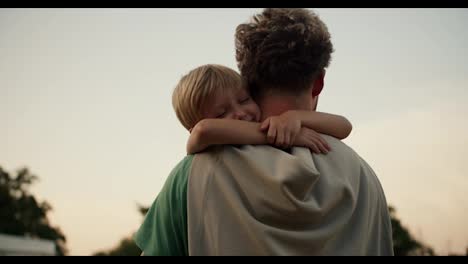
<box><xmin>134</xmin><ymin>155</ymin><xmax>193</xmax><ymax>256</ymax></box>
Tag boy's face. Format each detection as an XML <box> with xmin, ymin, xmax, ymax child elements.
<box><xmin>203</xmin><ymin>88</ymin><xmax>261</xmax><ymax>122</ymax></box>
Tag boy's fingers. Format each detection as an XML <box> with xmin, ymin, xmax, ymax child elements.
<box><xmin>267</xmin><ymin>127</ymin><xmax>277</xmax><ymax>144</ymax></box>
<box><xmin>260</xmin><ymin>118</ymin><xmax>270</xmax><ymax>131</ymax></box>
<box><xmin>317</xmin><ymin>142</ymin><xmax>329</xmax><ymax>154</ymax></box>
<box><xmin>318</xmin><ymin>136</ymin><xmax>331</xmax><ymax>151</ymax></box>
<box><xmin>324</xmin><ymin>141</ymin><xmax>331</xmax><ymax>151</ymax></box>
<box><xmin>309</xmin><ymin>142</ymin><xmax>320</xmax><ymax>154</ymax></box>
<box><xmin>276</xmin><ymin>129</ymin><xmax>285</xmax><ymax>147</ymax></box>
<box><xmin>290</xmin><ymin>131</ymin><xmax>298</xmax><ymax>146</ymax></box>
<box><xmin>309</xmin><ymin>134</ymin><xmax>328</xmax><ymax>154</ymax></box>
<box><xmin>284</xmin><ymin>133</ymin><xmax>291</xmax><ymax>148</ymax></box>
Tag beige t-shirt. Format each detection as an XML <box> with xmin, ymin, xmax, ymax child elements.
<box><xmin>187</xmin><ymin>135</ymin><xmax>394</xmax><ymax>256</ymax></box>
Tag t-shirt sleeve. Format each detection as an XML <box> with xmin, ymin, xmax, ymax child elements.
<box><xmin>134</xmin><ymin>155</ymin><xmax>193</xmax><ymax>256</ymax></box>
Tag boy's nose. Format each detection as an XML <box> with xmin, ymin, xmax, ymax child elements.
<box><xmin>234</xmin><ymin>110</ymin><xmax>247</xmax><ymax>120</ymax></box>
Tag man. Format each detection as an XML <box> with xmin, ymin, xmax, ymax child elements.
<box><xmin>136</xmin><ymin>8</ymin><xmax>393</xmax><ymax>256</ymax></box>
<box><xmin>188</xmin><ymin>8</ymin><xmax>393</xmax><ymax>255</ymax></box>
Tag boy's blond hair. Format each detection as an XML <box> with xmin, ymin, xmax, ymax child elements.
<box><xmin>172</xmin><ymin>64</ymin><xmax>243</xmax><ymax>130</ymax></box>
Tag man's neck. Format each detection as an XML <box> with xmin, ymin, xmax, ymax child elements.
<box><xmin>258</xmin><ymin>94</ymin><xmax>312</xmax><ymax>121</ymax></box>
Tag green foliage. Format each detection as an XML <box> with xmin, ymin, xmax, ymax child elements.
<box><xmin>93</xmin><ymin>235</ymin><xmax>142</xmax><ymax>256</ymax></box>
<box><xmin>389</xmin><ymin>206</ymin><xmax>435</xmax><ymax>256</ymax></box>
<box><xmin>0</xmin><ymin>166</ymin><xmax>67</xmax><ymax>255</ymax></box>
<box><xmin>92</xmin><ymin>205</ymin><xmax>148</xmax><ymax>256</ymax></box>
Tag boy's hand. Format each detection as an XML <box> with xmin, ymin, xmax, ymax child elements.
<box><xmin>260</xmin><ymin>111</ymin><xmax>301</xmax><ymax>149</ymax></box>
<box><xmin>294</xmin><ymin>127</ymin><xmax>331</xmax><ymax>154</ymax></box>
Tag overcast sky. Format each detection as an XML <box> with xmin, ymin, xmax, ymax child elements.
<box><xmin>1</xmin><ymin>8</ymin><xmax>467</xmax><ymax>255</ymax></box>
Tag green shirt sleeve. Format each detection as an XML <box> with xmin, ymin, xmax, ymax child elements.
<box><xmin>134</xmin><ymin>155</ymin><xmax>193</xmax><ymax>256</ymax></box>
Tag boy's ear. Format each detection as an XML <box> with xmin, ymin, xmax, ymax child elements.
<box><xmin>311</xmin><ymin>70</ymin><xmax>325</xmax><ymax>97</ymax></box>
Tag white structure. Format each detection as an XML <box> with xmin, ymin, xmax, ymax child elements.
<box><xmin>0</xmin><ymin>233</ymin><xmax>56</xmax><ymax>256</ymax></box>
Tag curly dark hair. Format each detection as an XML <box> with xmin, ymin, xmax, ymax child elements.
<box><xmin>235</xmin><ymin>8</ymin><xmax>334</xmax><ymax>99</ymax></box>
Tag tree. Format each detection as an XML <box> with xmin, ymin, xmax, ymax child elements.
<box><xmin>92</xmin><ymin>205</ymin><xmax>147</xmax><ymax>256</ymax></box>
<box><xmin>93</xmin><ymin>235</ymin><xmax>142</xmax><ymax>256</ymax></box>
<box><xmin>0</xmin><ymin>166</ymin><xmax>67</xmax><ymax>255</ymax></box>
<box><xmin>97</xmin><ymin>202</ymin><xmax>437</xmax><ymax>256</ymax></box>
<box><xmin>389</xmin><ymin>206</ymin><xmax>435</xmax><ymax>256</ymax></box>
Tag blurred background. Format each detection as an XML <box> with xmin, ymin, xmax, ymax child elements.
<box><xmin>1</xmin><ymin>8</ymin><xmax>467</xmax><ymax>255</ymax></box>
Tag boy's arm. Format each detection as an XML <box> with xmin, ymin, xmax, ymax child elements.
<box><xmin>294</xmin><ymin>111</ymin><xmax>352</xmax><ymax>140</ymax></box>
<box><xmin>187</xmin><ymin>119</ymin><xmax>267</xmax><ymax>154</ymax></box>
<box><xmin>262</xmin><ymin>110</ymin><xmax>352</xmax><ymax>142</ymax></box>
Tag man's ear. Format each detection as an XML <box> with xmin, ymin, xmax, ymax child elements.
<box><xmin>311</xmin><ymin>70</ymin><xmax>325</xmax><ymax>97</ymax></box>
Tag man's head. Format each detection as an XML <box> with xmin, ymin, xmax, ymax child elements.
<box><xmin>172</xmin><ymin>64</ymin><xmax>260</xmax><ymax>131</ymax></box>
<box><xmin>235</xmin><ymin>8</ymin><xmax>334</xmax><ymax>117</ymax></box>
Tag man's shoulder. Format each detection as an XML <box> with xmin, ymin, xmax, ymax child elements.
<box><xmin>193</xmin><ymin>145</ymin><xmax>280</xmax><ymax>160</ymax></box>
<box><xmin>163</xmin><ymin>155</ymin><xmax>194</xmax><ymax>190</ymax></box>
<box><xmin>320</xmin><ymin>134</ymin><xmax>351</xmax><ymax>148</ymax></box>
<box><xmin>193</xmin><ymin>141</ymin><xmax>361</xmax><ymax>168</ymax></box>
<box><xmin>319</xmin><ymin>134</ymin><xmax>359</xmax><ymax>158</ymax></box>
<box><xmin>136</xmin><ymin>155</ymin><xmax>192</xmax><ymax>256</ymax></box>
<box><xmin>213</xmin><ymin>144</ymin><xmax>286</xmax><ymax>155</ymax></box>
<box><xmin>314</xmin><ymin>135</ymin><xmax>378</xmax><ymax>181</ymax></box>
<box><xmin>190</xmin><ymin>145</ymin><xmax>290</xmax><ymax>176</ymax></box>
<box><xmin>171</xmin><ymin>155</ymin><xmax>195</xmax><ymax>173</ymax></box>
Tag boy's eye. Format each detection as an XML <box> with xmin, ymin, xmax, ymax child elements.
<box><xmin>239</xmin><ymin>97</ymin><xmax>251</xmax><ymax>104</ymax></box>
<box><xmin>216</xmin><ymin>111</ymin><xmax>226</xmax><ymax>118</ymax></box>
